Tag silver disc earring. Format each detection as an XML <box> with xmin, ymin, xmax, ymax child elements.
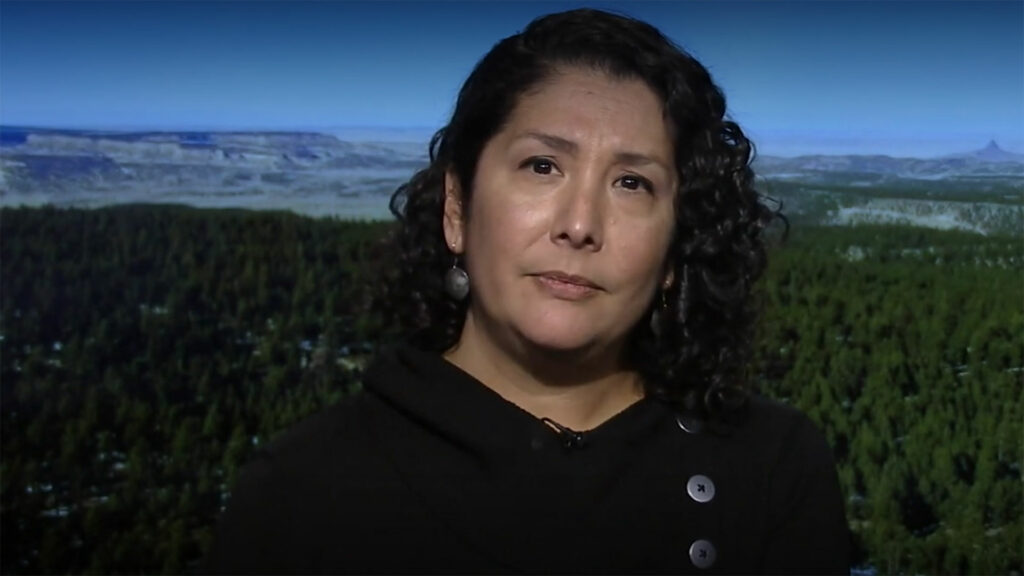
<box><xmin>444</xmin><ymin>258</ymin><xmax>470</xmax><ymax>301</ymax></box>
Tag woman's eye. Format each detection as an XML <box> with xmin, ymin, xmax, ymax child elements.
<box><xmin>619</xmin><ymin>175</ymin><xmax>654</xmax><ymax>193</ymax></box>
<box><xmin>521</xmin><ymin>157</ymin><xmax>556</xmax><ymax>175</ymax></box>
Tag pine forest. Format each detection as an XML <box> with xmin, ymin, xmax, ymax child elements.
<box><xmin>1</xmin><ymin>204</ymin><xmax>1021</xmax><ymax>574</ymax></box>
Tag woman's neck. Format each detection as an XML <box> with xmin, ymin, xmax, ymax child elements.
<box><xmin>443</xmin><ymin>315</ymin><xmax>645</xmax><ymax>432</ymax></box>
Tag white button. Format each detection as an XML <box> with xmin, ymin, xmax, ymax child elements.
<box><xmin>689</xmin><ymin>539</ymin><xmax>716</xmax><ymax>569</ymax></box>
<box><xmin>686</xmin><ymin>474</ymin><xmax>715</xmax><ymax>503</ymax></box>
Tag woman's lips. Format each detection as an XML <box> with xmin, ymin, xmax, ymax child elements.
<box><xmin>533</xmin><ymin>271</ymin><xmax>602</xmax><ymax>300</ymax></box>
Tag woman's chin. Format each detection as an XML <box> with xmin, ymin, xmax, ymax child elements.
<box><xmin>513</xmin><ymin>324</ymin><xmax>608</xmax><ymax>358</ymax></box>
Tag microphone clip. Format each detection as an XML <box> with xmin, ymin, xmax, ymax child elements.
<box><xmin>540</xmin><ymin>417</ymin><xmax>588</xmax><ymax>450</ymax></box>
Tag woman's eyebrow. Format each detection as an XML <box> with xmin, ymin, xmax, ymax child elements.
<box><xmin>515</xmin><ymin>131</ymin><xmax>579</xmax><ymax>155</ymax></box>
<box><xmin>613</xmin><ymin>151</ymin><xmax>669</xmax><ymax>172</ymax></box>
<box><xmin>514</xmin><ymin>131</ymin><xmax>670</xmax><ymax>172</ymax></box>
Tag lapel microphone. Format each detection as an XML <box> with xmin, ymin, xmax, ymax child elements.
<box><xmin>540</xmin><ymin>417</ymin><xmax>588</xmax><ymax>449</ymax></box>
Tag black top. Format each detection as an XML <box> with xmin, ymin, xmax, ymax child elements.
<box><xmin>203</xmin><ymin>345</ymin><xmax>849</xmax><ymax>574</ymax></box>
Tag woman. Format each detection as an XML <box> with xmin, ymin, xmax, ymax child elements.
<box><xmin>204</xmin><ymin>8</ymin><xmax>849</xmax><ymax>574</ymax></box>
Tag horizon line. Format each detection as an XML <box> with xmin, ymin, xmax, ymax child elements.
<box><xmin>1</xmin><ymin>123</ymin><xmax>1020</xmax><ymax>159</ymax></box>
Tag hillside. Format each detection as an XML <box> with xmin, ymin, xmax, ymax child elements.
<box><xmin>1</xmin><ymin>205</ymin><xmax>1020</xmax><ymax>574</ymax></box>
<box><xmin>1</xmin><ymin>127</ymin><xmax>1021</xmax><ymax>234</ymax></box>
<box><xmin>0</xmin><ymin>127</ymin><xmax>426</xmax><ymax>219</ymax></box>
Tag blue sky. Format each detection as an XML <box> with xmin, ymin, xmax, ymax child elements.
<box><xmin>1</xmin><ymin>0</ymin><xmax>1021</xmax><ymax>156</ymax></box>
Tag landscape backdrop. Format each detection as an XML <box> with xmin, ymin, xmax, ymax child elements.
<box><xmin>1</xmin><ymin>1</ymin><xmax>1021</xmax><ymax>574</ymax></box>
<box><xmin>1</xmin><ymin>126</ymin><xmax>1022</xmax><ymax>231</ymax></box>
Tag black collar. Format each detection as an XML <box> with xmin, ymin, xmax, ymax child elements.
<box><xmin>364</xmin><ymin>344</ymin><xmax>670</xmax><ymax>466</ymax></box>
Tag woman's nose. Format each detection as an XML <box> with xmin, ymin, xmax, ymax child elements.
<box><xmin>549</xmin><ymin>174</ymin><xmax>605</xmax><ymax>251</ymax></box>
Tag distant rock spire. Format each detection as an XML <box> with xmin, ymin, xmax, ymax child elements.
<box><xmin>969</xmin><ymin>139</ymin><xmax>1024</xmax><ymax>162</ymax></box>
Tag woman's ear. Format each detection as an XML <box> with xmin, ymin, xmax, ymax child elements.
<box><xmin>442</xmin><ymin>170</ymin><xmax>465</xmax><ymax>253</ymax></box>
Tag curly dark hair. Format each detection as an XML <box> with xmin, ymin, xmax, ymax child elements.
<box><xmin>374</xmin><ymin>8</ymin><xmax>780</xmax><ymax>424</ymax></box>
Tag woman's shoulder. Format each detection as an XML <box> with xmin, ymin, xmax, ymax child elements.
<box><xmin>678</xmin><ymin>393</ymin><xmax>841</xmax><ymax>509</ymax></box>
<box><xmin>729</xmin><ymin>394</ymin><xmax>839</xmax><ymax>486</ymax></box>
<box><xmin>260</xmin><ymin>392</ymin><xmax>373</xmax><ymax>458</ymax></box>
<box><xmin>729</xmin><ymin>393</ymin><xmax>832</xmax><ymax>454</ymax></box>
<box><xmin>741</xmin><ymin>394</ymin><xmax>850</xmax><ymax>570</ymax></box>
<box><xmin>236</xmin><ymin>389</ymin><xmax>392</xmax><ymax>492</ymax></box>
<box><xmin>201</xmin><ymin>391</ymin><xmax>391</xmax><ymax>574</ymax></box>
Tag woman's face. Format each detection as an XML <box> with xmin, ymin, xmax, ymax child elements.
<box><xmin>444</xmin><ymin>67</ymin><xmax>677</xmax><ymax>364</ymax></box>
